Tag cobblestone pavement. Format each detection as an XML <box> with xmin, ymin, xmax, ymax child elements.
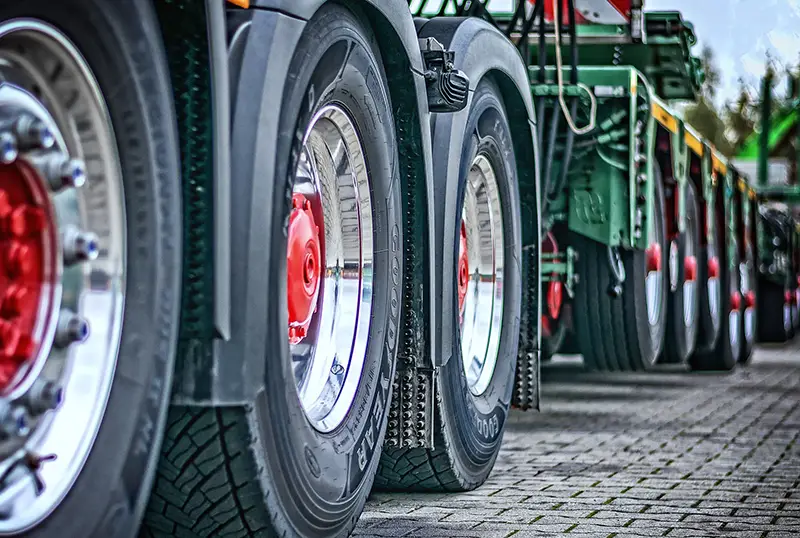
<box><xmin>356</xmin><ymin>342</ymin><xmax>800</xmax><ymax>537</ymax></box>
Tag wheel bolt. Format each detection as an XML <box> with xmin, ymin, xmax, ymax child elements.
<box><xmin>13</xmin><ymin>116</ymin><xmax>55</xmax><ymax>150</ymax></box>
<box><xmin>34</xmin><ymin>153</ymin><xmax>86</xmax><ymax>191</ymax></box>
<box><xmin>0</xmin><ymin>132</ymin><xmax>18</xmax><ymax>164</ymax></box>
<box><xmin>24</xmin><ymin>380</ymin><xmax>64</xmax><ymax>414</ymax></box>
<box><xmin>7</xmin><ymin>205</ymin><xmax>46</xmax><ymax>238</ymax></box>
<box><xmin>54</xmin><ymin>309</ymin><xmax>89</xmax><ymax>348</ymax></box>
<box><xmin>1</xmin><ymin>285</ymin><xmax>28</xmax><ymax>317</ymax></box>
<box><xmin>0</xmin><ymin>402</ymin><xmax>30</xmax><ymax>437</ymax></box>
<box><xmin>62</xmin><ymin>226</ymin><xmax>99</xmax><ymax>265</ymax></box>
<box><xmin>5</xmin><ymin>242</ymin><xmax>33</xmax><ymax>279</ymax></box>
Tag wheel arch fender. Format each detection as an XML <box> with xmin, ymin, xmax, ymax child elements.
<box><xmin>174</xmin><ymin>0</ymin><xmax>436</xmax><ymax>405</ymax></box>
<box><xmin>416</xmin><ymin>16</ymin><xmax>542</xmax><ymax>372</ymax></box>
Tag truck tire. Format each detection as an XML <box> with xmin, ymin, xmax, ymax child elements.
<box><xmin>756</xmin><ymin>278</ymin><xmax>790</xmax><ymax>343</ymax></box>
<box><xmin>0</xmin><ymin>2</ymin><xmax>182</xmax><ymax>537</ymax></box>
<box><xmin>695</xmin><ymin>192</ymin><xmax>724</xmax><ymax>355</ymax></box>
<box><xmin>739</xmin><ymin>236</ymin><xmax>757</xmax><ymax>364</ymax></box>
<box><xmin>143</xmin><ymin>5</ymin><xmax>402</xmax><ymax>538</ymax></box>
<box><xmin>663</xmin><ymin>182</ymin><xmax>700</xmax><ymax>363</ymax></box>
<box><xmin>689</xmin><ymin>219</ymin><xmax>741</xmax><ymax>370</ymax></box>
<box><xmin>542</xmin><ymin>305</ymin><xmax>570</xmax><ymax>361</ymax></box>
<box><xmin>376</xmin><ymin>78</ymin><xmax>521</xmax><ymax>492</ymax></box>
<box><xmin>572</xmin><ymin>175</ymin><xmax>668</xmax><ymax>371</ymax></box>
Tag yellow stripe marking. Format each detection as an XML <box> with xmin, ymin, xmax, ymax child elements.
<box><xmin>651</xmin><ymin>101</ymin><xmax>678</xmax><ymax>134</ymax></box>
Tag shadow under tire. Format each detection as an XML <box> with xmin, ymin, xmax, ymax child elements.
<box><xmin>143</xmin><ymin>5</ymin><xmax>402</xmax><ymax>538</ymax></box>
<box><xmin>376</xmin><ymin>78</ymin><xmax>522</xmax><ymax>492</ymax></box>
<box><xmin>0</xmin><ymin>1</ymin><xmax>182</xmax><ymax>537</ymax></box>
<box><xmin>663</xmin><ymin>182</ymin><xmax>701</xmax><ymax>364</ymax></box>
<box><xmin>572</xmin><ymin>178</ymin><xmax>668</xmax><ymax>372</ymax></box>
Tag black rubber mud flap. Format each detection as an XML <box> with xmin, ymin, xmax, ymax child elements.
<box><xmin>375</xmin><ymin>78</ymin><xmax>522</xmax><ymax>492</ymax></box>
<box><xmin>690</xmin><ymin>214</ymin><xmax>741</xmax><ymax>371</ymax></box>
<box><xmin>572</xmin><ymin>176</ymin><xmax>668</xmax><ymax>372</ymax></box>
<box><xmin>663</xmin><ymin>182</ymin><xmax>700</xmax><ymax>364</ymax></box>
<box><xmin>142</xmin><ymin>5</ymin><xmax>403</xmax><ymax>538</ymax></box>
<box><xmin>0</xmin><ymin>1</ymin><xmax>182</xmax><ymax>537</ymax></box>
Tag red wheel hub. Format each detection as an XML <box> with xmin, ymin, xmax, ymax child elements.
<box><xmin>707</xmin><ymin>256</ymin><xmax>720</xmax><ymax>279</ymax></box>
<box><xmin>744</xmin><ymin>290</ymin><xmax>755</xmax><ymax>310</ymax></box>
<box><xmin>730</xmin><ymin>291</ymin><xmax>742</xmax><ymax>312</ymax></box>
<box><xmin>541</xmin><ymin>232</ymin><xmax>564</xmax><ymax>329</ymax></box>
<box><xmin>0</xmin><ymin>163</ymin><xmax>52</xmax><ymax>389</ymax></box>
<box><xmin>786</xmin><ymin>290</ymin><xmax>796</xmax><ymax>306</ymax></box>
<box><xmin>645</xmin><ymin>243</ymin><xmax>662</xmax><ymax>273</ymax></box>
<box><xmin>457</xmin><ymin>220</ymin><xmax>469</xmax><ymax>314</ymax></box>
<box><xmin>683</xmin><ymin>255</ymin><xmax>697</xmax><ymax>282</ymax></box>
<box><xmin>287</xmin><ymin>193</ymin><xmax>322</xmax><ymax>345</ymax></box>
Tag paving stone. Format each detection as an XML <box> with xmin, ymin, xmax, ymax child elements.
<box><xmin>357</xmin><ymin>344</ymin><xmax>800</xmax><ymax>537</ymax></box>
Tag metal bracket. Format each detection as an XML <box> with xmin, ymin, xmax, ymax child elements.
<box><xmin>419</xmin><ymin>37</ymin><xmax>469</xmax><ymax>114</ymax></box>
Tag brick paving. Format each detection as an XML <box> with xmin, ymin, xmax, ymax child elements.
<box><xmin>357</xmin><ymin>342</ymin><xmax>800</xmax><ymax>537</ymax></box>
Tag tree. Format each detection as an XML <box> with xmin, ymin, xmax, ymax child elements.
<box><xmin>724</xmin><ymin>79</ymin><xmax>757</xmax><ymax>151</ymax></box>
<box><xmin>684</xmin><ymin>45</ymin><xmax>734</xmax><ymax>155</ymax></box>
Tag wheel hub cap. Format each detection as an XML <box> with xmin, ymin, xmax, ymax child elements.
<box><xmin>457</xmin><ymin>221</ymin><xmax>468</xmax><ymax>316</ymax></box>
<box><xmin>287</xmin><ymin>193</ymin><xmax>321</xmax><ymax>345</ymax></box>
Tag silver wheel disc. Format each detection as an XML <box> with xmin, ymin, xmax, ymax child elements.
<box><xmin>289</xmin><ymin>105</ymin><xmax>373</xmax><ymax>433</ymax></box>
<box><xmin>459</xmin><ymin>154</ymin><xmax>504</xmax><ymax>397</ymax></box>
<box><xmin>0</xmin><ymin>20</ymin><xmax>125</xmax><ymax>531</ymax></box>
<box><xmin>645</xmin><ymin>205</ymin><xmax>664</xmax><ymax>331</ymax></box>
<box><xmin>740</xmin><ymin>261</ymin><xmax>754</xmax><ymax>342</ymax></box>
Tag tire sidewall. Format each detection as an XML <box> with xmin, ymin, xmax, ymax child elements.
<box><xmin>254</xmin><ymin>5</ymin><xmax>401</xmax><ymax>535</ymax></box>
<box><xmin>440</xmin><ymin>78</ymin><xmax>521</xmax><ymax>475</ymax></box>
<box><xmin>0</xmin><ymin>1</ymin><xmax>181</xmax><ymax>536</ymax></box>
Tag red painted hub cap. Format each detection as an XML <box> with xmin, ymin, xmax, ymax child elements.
<box><xmin>730</xmin><ymin>291</ymin><xmax>742</xmax><ymax>312</ymax></box>
<box><xmin>707</xmin><ymin>256</ymin><xmax>720</xmax><ymax>279</ymax></box>
<box><xmin>457</xmin><ymin>220</ymin><xmax>469</xmax><ymax>314</ymax></box>
<box><xmin>646</xmin><ymin>243</ymin><xmax>662</xmax><ymax>273</ymax></box>
<box><xmin>684</xmin><ymin>255</ymin><xmax>697</xmax><ymax>282</ymax></box>
<box><xmin>745</xmin><ymin>290</ymin><xmax>756</xmax><ymax>310</ymax></box>
<box><xmin>786</xmin><ymin>290</ymin><xmax>796</xmax><ymax>306</ymax></box>
<box><xmin>287</xmin><ymin>193</ymin><xmax>322</xmax><ymax>345</ymax></box>
<box><xmin>547</xmin><ymin>281</ymin><xmax>564</xmax><ymax>321</ymax></box>
<box><xmin>0</xmin><ymin>163</ymin><xmax>51</xmax><ymax>388</ymax></box>
<box><xmin>541</xmin><ymin>232</ymin><xmax>564</xmax><ymax>331</ymax></box>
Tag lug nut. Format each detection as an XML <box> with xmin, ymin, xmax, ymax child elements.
<box><xmin>0</xmin><ymin>402</ymin><xmax>30</xmax><ymax>437</ymax></box>
<box><xmin>24</xmin><ymin>380</ymin><xmax>64</xmax><ymax>414</ymax></box>
<box><xmin>0</xmin><ymin>132</ymin><xmax>17</xmax><ymax>164</ymax></box>
<box><xmin>62</xmin><ymin>226</ymin><xmax>99</xmax><ymax>265</ymax></box>
<box><xmin>13</xmin><ymin>116</ymin><xmax>55</xmax><ymax>150</ymax></box>
<box><xmin>34</xmin><ymin>153</ymin><xmax>86</xmax><ymax>191</ymax></box>
<box><xmin>54</xmin><ymin>309</ymin><xmax>89</xmax><ymax>348</ymax></box>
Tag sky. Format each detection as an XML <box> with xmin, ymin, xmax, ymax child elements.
<box><xmin>645</xmin><ymin>0</ymin><xmax>800</xmax><ymax>106</ymax></box>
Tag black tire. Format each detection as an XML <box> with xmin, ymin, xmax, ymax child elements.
<box><xmin>695</xmin><ymin>190</ymin><xmax>724</xmax><ymax>355</ymax></box>
<box><xmin>572</xmin><ymin>175</ymin><xmax>668</xmax><ymax>371</ymax></box>
<box><xmin>663</xmin><ymin>182</ymin><xmax>701</xmax><ymax>364</ymax></box>
<box><xmin>739</xmin><ymin>236</ymin><xmax>757</xmax><ymax>364</ymax></box>
<box><xmin>375</xmin><ymin>78</ymin><xmax>522</xmax><ymax>492</ymax></box>
<box><xmin>143</xmin><ymin>6</ymin><xmax>402</xmax><ymax>538</ymax></box>
<box><xmin>0</xmin><ymin>1</ymin><xmax>182</xmax><ymax>537</ymax></box>
<box><xmin>690</xmin><ymin>213</ymin><xmax>741</xmax><ymax>371</ymax></box>
<box><xmin>756</xmin><ymin>277</ymin><xmax>790</xmax><ymax>343</ymax></box>
<box><xmin>542</xmin><ymin>304</ymin><xmax>572</xmax><ymax>360</ymax></box>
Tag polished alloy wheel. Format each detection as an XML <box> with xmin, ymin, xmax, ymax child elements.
<box><xmin>0</xmin><ymin>20</ymin><xmax>126</xmax><ymax>531</ymax></box>
<box><xmin>459</xmin><ymin>154</ymin><xmax>504</xmax><ymax>397</ymax></box>
<box><xmin>645</xmin><ymin>209</ymin><xmax>664</xmax><ymax>334</ymax></box>
<box><xmin>288</xmin><ymin>104</ymin><xmax>373</xmax><ymax>433</ymax></box>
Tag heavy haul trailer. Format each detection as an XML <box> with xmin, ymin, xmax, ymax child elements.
<box><xmin>0</xmin><ymin>0</ymin><xmax>542</xmax><ymax>537</ymax></box>
<box><xmin>449</xmin><ymin>0</ymin><xmax>760</xmax><ymax>371</ymax></box>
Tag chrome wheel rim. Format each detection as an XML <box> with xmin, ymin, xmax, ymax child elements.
<box><xmin>682</xmin><ymin>210</ymin><xmax>698</xmax><ymax>329</ymax></box>
<box><xmin>0</xmin><ymin>20</ymin><xmax>126</xmax><ymax>531</ymax></box>
<box><xmin>728</xmin><ymin>260</ymin><xmax>740</xmax><ymax>350</ymax></box>
<box><xmin>740</xmin><ymin>261</ymin><xmax>754</xmax><ymax>343</ymax></box>
<box><xmin>459</xmin><ymin>154</ymin><xmax>504</xmax><ymax>397</ymax></box>
<box><xmin>645</xmin><ymin>205</ymin><xmax>664</xmax><ymax>331</ymax></box>
<box><xmin>289</xmin><ymin>104</ymin><xmax>373</xmax><ymax>433</ymax></box>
